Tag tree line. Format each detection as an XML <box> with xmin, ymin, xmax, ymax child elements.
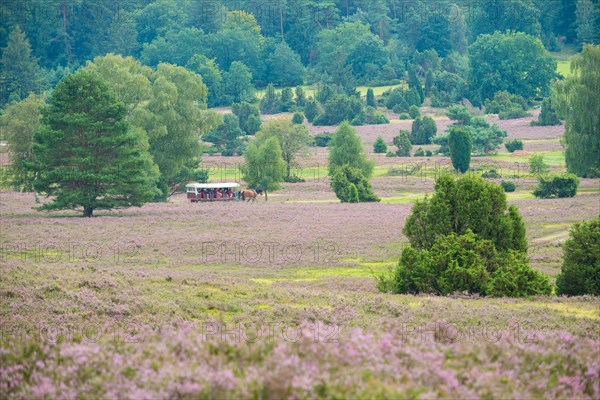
<box><xmin>2</xmin><ymin>0</ymin><xmax>599</xmax><ymax>107</ymax></box>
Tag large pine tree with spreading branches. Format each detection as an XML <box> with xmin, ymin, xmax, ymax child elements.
<box><xmin>33</xmin><ymin>70</ymin><xmax>160</xmax><ymax>217</ymax></box>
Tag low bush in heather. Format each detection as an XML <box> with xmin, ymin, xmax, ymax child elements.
<box><xmin>292</xmin><ymin>112</ymin><xmax>305</xmax><ymax>124</ymax></box>
<box><xmin>481</xmin><ymin>169</ymin><xmax>501</xmax><ymax>179</ymax></box>
<box><xmin>533</xmin><ymin>174</ymin><xmax>579</xmax><ymax>199</ymax></box>
<box><xmin>330</xmin><ymin>165</ymin><xmax>380</xmax><ymax>203</ymax></box>
<box><xmin>501</xmin><ymin>181</ymin><xmax>516</xmax><ymax>192</ymax></box>
<box><xmin>378</xmin><ymin>174</ymin><xmax>551</xmax><ymax>297</ymax></box>
<box><xmin>384</xmin><ymin>230</ymin><xmax>552</xmax><ymax>297</ymax></box>
<box><xmin>499</xmin><ymin>107</ymin><xmax>531</xmax><ymax>120</ymax></box>
<box><xmin>556</xmin><ymin>216</ymin><xmax>600</xmax><ymax>296</ymax></box>
<box><xmin>312</xmin><ymin>132</ymin><xmax>333</xmax><ymax>147</ymax></box>
<box><xmin>505</xmin><ymin>139</ymin><xmax>524</xmax><ymax>153</ymax></box>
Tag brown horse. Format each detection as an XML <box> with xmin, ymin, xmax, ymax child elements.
<box><xmin>242</xmin><ymin>189</ymin><xmax>263</xmax><ymax>203</ymax></box>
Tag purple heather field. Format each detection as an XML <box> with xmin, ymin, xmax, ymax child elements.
<box><xmin>1</xmin><ymin>110</ymin><xmax>599</xmax><ymax>399</ymax></box>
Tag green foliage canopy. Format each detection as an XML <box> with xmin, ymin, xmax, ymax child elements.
<box><xmin>32</xmin><ymin>70</ymin><xmax>160</xmax><ymax>217</ymax></box>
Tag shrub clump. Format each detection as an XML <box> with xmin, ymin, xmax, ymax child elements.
<box><xmin>531</xmin><ymin>98</ymin><xmax>561</xmax><ymax>126</ymax></box>
<box><xmin>378</xmin><ymin>174</ymin><xmax>552</xmax><ymax>297</ymax></box>
<box><xmin>292</xmin><ymin>112</ymin><xmax>305</xmax><ymax>124</ymax></box>
<box><xmin>330</xmin><ymin>165</ymin><xmax>380</xmax><ymax>203</ymax></box>
<box><xmin>505</xmin><ymin>139</ymin><xmax>524</xmax><ymax>153</ymax></box>
<box><xmin>500</xmin><ymin>181</ymin><xmax>516</xmax><ymax>192</ymax></box>
<box><xmin>481</xmin><ymin>169</ymin><xmax>501</xmax><ymax>179</ymax></box>
<box><xmin>409</xmin><ymin>116</ymin><xmax>437</xmax><ymax>145</ymax></box>
<box><xmin>312</xmin><ymin>132</ymin><xmax>333</xmax><ymax>147</ymax></box>
<box><xmin>393</xmin><ymin>130</ymin><xmax>412</xmax><ymax>157</ymax></box>
<box><xmin>373</xmin><ymin>136</ymin><xmax>387</xmax><ymax>154</ymax></box>
<box><xmin>556</xmin><ymin>216</ymin><xmax>600</xmax><ymax>296</ymax></box>
<box><xmin>533</xmin><ymin>173</ymin><xmax>579</xmax><ymax>198</ymax></box>
<box><xmin>483</xmin><ymin>91</ymin><xmax>531</xmax><ymax>120</ymax></box>
<box><xmin>409</xmin><ymin>105</ymin><xmax>420</xmax><ymax>119</ymax></box>
<box><xmin>499</xmin><ymin>108</ymin><xmax>531</xmax><ymax>120</ymax></box>
<box><xmin>384</xmin><ymin>230</ymin><xmax>551</xmax><ymax>297</ymax></box>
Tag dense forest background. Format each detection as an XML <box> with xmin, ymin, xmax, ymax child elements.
<box><xmin>1</xmin><ymin>0</ymin><xmax>599</xmax><ymax>107</ymax></box>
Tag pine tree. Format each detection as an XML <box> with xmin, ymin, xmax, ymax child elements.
<box><xmin>425</xmin><ymin>70</ymin><xmax>434</xmax><ymax>95</ymax></box>
<box><xmin>449</xmin><ymin>126</ymin><xmax>472</xmax><ymax>173</ymax></box>
<box><xmin>555</xmin><ymin>45</ymin><xmax>600</xmax><ymax>177</ymax></box>
<box><xmin>0</xmin><ymin>26</ymin><xmax>45</xmax><ymax>106</ymax></box>
<box><xmin>33</xmin><ymin>70</ymin><xmax>160</xmax><ymax>217</ymax></box>
<box><xmin>280</xmin><ymin>87</ymin><xmax>294</xmax><ymax>112</ymax></box>
<box><xmin>304</xmin><ymin>99</ymin><xmax>320</xmax><ymax>123</ymax></box>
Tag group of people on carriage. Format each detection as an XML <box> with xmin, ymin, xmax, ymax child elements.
<box><xmin>186</xmin><ymin>182</ymin><xmax>263</xmax><ymax>203</ymax></box>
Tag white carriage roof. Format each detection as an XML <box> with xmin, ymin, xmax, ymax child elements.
<box><xmin>186</xmin><ymin>182</ymin><xmax>240</xmax><ymax>189</ymax></box>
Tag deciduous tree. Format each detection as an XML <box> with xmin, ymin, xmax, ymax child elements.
<box><xmin>0</xmin><ymin>93</ymin><xmax>45</xmax><ymax>191</ymax></box>
<box><xmin>469</xmin><ymin>31</ymin><xmax>557</xmax><ymax>105</ymax></box>
<box><xmin>255</xmin><ymin>117</ymin><xmax>312</xmax><ymax>180</ymax></box>
<box><xmin>554</xmin><ymin>45</ymin><xmax>600</xmax><ymax>178</ymax></box>
<box><xmin>242</xmin><ymin>136</ymin><xmax>286</xmax><ymax>201</ymax></box>
<box><xmin>328</xmin><ymin>121</ymin><xmax>374</xmax><ymax>178</ymax></box>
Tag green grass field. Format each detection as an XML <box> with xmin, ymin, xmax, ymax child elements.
<box><xmin>557</xmin><ymin>60</ymin><xmax>573</xmax><ymax>77</ymax></box>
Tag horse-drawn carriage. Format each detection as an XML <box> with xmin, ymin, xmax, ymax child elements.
<box><xmin>185</xmin><ymin>182</ymin><xmax>263</xmax><ymax>203</ymax></box>
<box><xmin>186</xmin><ymin>182</ymin><xmax>239</xmax><ymax>202</ymax></box>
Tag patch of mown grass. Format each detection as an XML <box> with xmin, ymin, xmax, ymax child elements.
<box><xmin>505</xmin><ymin>191</ymin><xmax>536</xmax><ymax>200</ymax></box>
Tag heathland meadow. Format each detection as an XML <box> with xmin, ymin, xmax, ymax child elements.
<box><xmin>2</xmin><ymin>2</ymin><xmax>600</xmax><ymax>397</ymax></box>
<box><xmin>1</xmin><ymin>108</ymin><xmax>599</xmax><ymax>398</ymax></box>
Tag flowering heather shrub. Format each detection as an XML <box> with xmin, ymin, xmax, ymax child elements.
<box><xmin>1</xmin><ymin>322</ymin><xmax>598</xmax><ymax>399</ymax></box>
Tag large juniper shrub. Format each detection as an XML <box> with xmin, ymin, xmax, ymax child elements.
<box><xmin>556</xmin><ymin>216</ymin><xmax>600</xmax><ymax>296</ymax></box>
<box><xmin>330</xmin><ymin>165</ymin><xmax>380</xmax><ymax>203</ymax></box>
<box><xmin>378</xmin><ymin>174</ymin><xmax>552</xmax><ymax>297</ymax></box>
